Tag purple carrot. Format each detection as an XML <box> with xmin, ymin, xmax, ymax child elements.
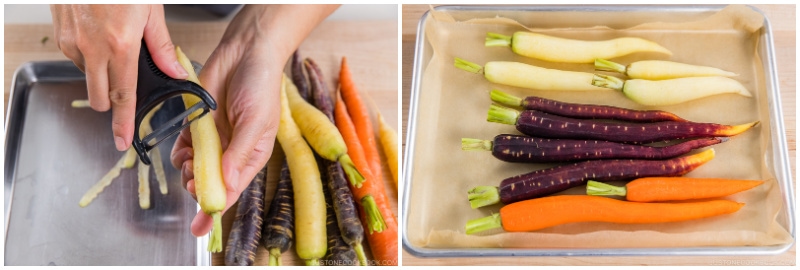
<box><xmin>462</xmin><ymin>134</ymin><xmax>724</xmax><ymax>163</ymax></box>
<box><xmin>291</xmin><ymin>51</ymin><xmax>311</xmax><ymax>100</ymax></box>
<box><xmin>490</xmin><ymin>89</ymin><xmax>688</xmax><ymax>122</ymax></box>
<box><xmin>468</xmin><ymin>149</ymin><xmax>716</xmax><ymax>208</ymax></box>
<box><xmin>488</xmin><ymin>105</ymin><xmax>758</xmax><ymax>144</ymax></box>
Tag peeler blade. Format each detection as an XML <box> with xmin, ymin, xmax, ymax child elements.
<box><xmin>132</xmin><ymin>40</ymin><xmax>216</xmax><ymax>165</ymax></box>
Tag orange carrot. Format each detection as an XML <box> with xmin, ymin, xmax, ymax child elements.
<box><xmin>339</xmin><ymin>57</ymin><xmax>383</xmax><ymax>185</ymax></box>
<box><xmin>587</xmin><ymin>177</ymin><xmax>763</xmax><ymax>202</ymax></box>
<box><xmin>334</xmin><ymin>90</ymin><xmax>398</xmax><ymax>265</ymax></box>
<box><xmin>466</xmin><ymin>195</ymin><xmax>744</xmax><ymax>234</ymax></box>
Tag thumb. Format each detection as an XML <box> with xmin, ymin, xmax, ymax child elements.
<box><xmin>143</xmin><ymin>5</ymin><xmax>188</xmax><ymax>79</ymax></box>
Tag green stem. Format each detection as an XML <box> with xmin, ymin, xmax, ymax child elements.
<box><xmin>461</xmin><ymin>138</ymin><xmax>493</xmax><ymax>151</ymax></box>
<box><xmin>465</xmin><ymin>213</ymin><xmax>503</xmax><ymax>234</ymax></box>
<box><xmin>361</xmin><ymin>195</ymin><xmax>387</xmax><ymax>234</ymax></box>
<box><xmin>268</xmin><ymin>248</ymin><xmax>281</xmax><ymax>266</ymax></box>
<box><xmin>485</xmin><ymin>32</ymin><xmax>512</xmax><ymax>47</ymax></box>
<box><xmin>306</xmin><ymin>259</ymin><xmax>320</xmax><ymax>266</ymax></box>
<box><xmin>339</xmin><ymin>155</ymin><xmax>365</xmax><ymax>188</ymax></box>
<box><xmin>490</xmin><ymin>89</ymin><xmax>523</xmax><ymax>108</ymax></box>
<box><xmin>487</xmin><ymin>104</ymin><xmax>520</xmax><ymax>126</ymax></box>
<box><xmin>586</xmin><ymin>180</ymin><xmax>627</xmax><ymax>196</ymax></box>
<box><xmin>454</xmin><ymin>57</ymin><xmax>484</xmax><ymax>74</ymax></box>
<box><xmin>591</xmin><ymin>74</ymin><xmax>625</xmax><ymax>91</ymax></box>
<box><xmin>207</xmin><ymin>212</ymin><xmax>223</xmax><ymax>253</ymax></box>
<box><xmin>354</xmin><ymin>243</ymin><xmax>369</xmax><ymax>266</ymax></box>
<box><xmin>468</xmin><ymin>186</ymin><xmax>500</xmax><ymax>209</ymax></box>
<box><xmin>594</xmin><ymin>59</ymin><xmax>628</xmax><ymax>74</ymax></box>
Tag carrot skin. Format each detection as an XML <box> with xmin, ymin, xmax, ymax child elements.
<box><xmin>626</xmin><ymin>177</ymin><xmax>764</xmax><ymax>202</ymax></box>
<box><xmin>513</xmin><ymin>109</ymin><xmax>757</xmax><ymax>144</ymax></box>
<box><xmin>500</xmin><ymin>195</ymin><xmax>743</xmax><ymax>232</ymax></box>
<box><xmin>491</xmin><ymin>89</ymin><xmax>687</xmax><ymax>122</ymax></box>
<box><xmin>319</xmin><ymin>162</ymin><xmax>358</xmax><ymax>266</ymax></box>
<box><xmin>224</xmin><ymin>167</ymin><xmax>266</xmax><ymax>266</ymax></box>
<box><xmin>498</xmin><ymin>149</ymin><xmax>714</xmax><ymax>205</ymax></box>
<box><xmin>291</xmin><ymin>51</ymin><xmax>311</xmax><ymax>100</ymax></box>
<box><xmin>305</xmin><ymin>58</ymin><xmax>335</xmax><ymax>122</ymax></box>
<box><xmin>478</xmin><ymin>134</ymin><xmax>723</xmax><ymax>163</ymax></box>
<box><xmin>339</xmin><ymin>57</ymin><xmax>384</xmax><ymax>183</ymax></box>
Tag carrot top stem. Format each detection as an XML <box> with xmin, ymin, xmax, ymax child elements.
<box><xmin>586</xmin><ymin>180</ymin><xmax>627</xmax><ymax>197</ymax></box>
<box><xmin>208</xmin><ymin>212</ymin><xmax>223</xmax><ymax>252</ymax></box>
<box><xmin>354</xmin><ymin>243</ymin><xmax>368</xmax><ymax>266</ymax></box>
<box><xmin>592</xmin><ymin>74</ymin><xmax>625</xmax><ymax>91</ymax></box>
<box><xmin>468</xmin><ymin>186</ymin><xmax>501</xmax><ymax>209</ymax></box>
<box><xmin>454</xmin><ymin>57</ymin><xmax>484</xmax><ymax>74</ymax></box>
<box><xmin>485</xmin><ymin>32</ymin><xmax>512</xmax><ymax>47</ymax></box>
<box><xmin>465</xmin><ymin>213</ymin><xmax>502</xmax><ymax>235</ymax></box>
<box><xmin>338</xmin><ymin>155</ymin><xmax>365</xmax><ymax>188</ymax></box>
<box><xmin>461</xmin><ymin>138</ymin><xmax>493</xmax><ymax>151</ymax></box>
<box><xmin>361</xmin><ymin>195</ymin><xmax>387</xmax><ymax>234</ymax></box>
<box><xmin>490</xmin><ymin>89</ymin><xmax>523</xmax><ymax>108</ymax></box>
<box><xmin>487</xmin><ymin>104</ymin><xmax>521</xmax><ymax>126</ymax></box>
<box><xmin>595</xmin><ymin>59</ymin><xmax>628</xmax><ymax>74</ymax></box>
<box><xmin>268</xmin><ymin>247</ymin><xmax>281</xmax><ymax>266</ymax></box>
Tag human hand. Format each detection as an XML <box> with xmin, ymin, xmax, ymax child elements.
<box><xmin>169</xmin><ymin>4</ymin><xmax>339</xmax><ymax>236</ymax></box>
<box><xmin>51</xmin><ymin>4</ymin><xmax>188</xmax><ymax>151</ymax></box>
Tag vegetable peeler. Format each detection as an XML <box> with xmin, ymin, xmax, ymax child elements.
<box><xmin>132</xmin><ymin>40</ymin><xmax>216</xmax><ymax>165</ymax></box>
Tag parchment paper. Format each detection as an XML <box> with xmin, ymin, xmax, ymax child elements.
<box><xmin>406</xmin><ymin>5</ymin><xmax>793</xmax><ymax>249</ymax></box>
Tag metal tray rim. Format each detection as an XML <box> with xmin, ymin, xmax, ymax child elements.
<box><xmin>401</xmin><ymin>4</ymin><xmax>796</xmax><ymax>258</ymax></box>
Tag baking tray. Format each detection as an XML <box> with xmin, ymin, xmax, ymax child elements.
<box><xmin>402</xmin><ymin>5</ymin><xmax>795</xmax><ymax>257</ymax></box>
<box><xmin>4</xmin><ymin>61</ymin><xmax>210</xmax><ymax>265</ymax></box>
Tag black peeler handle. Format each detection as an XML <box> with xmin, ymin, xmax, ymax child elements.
<box><xmin>132</xmin><ymin>40</ymin><xmax>217</xmax><ymax>165</ymax></box>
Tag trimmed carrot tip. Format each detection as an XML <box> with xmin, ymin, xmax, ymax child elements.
<box><xmin>454</xmin><ymin>57</ymin><xmax>484</xmax><ymax>74</ymax></box>
<box><xmin>485</xmin><ymin>32</ymin><xmax>512</xmax><ymax>47</ymax></box>
<box><xmin>586</xmin><ymin>180</ymin><xmax>627</xmax><ymax>197</ymax></box>
<box><xmin>487</xmin><ymin>104</ymin><xmax>520</xmax><ymax>126</ymax></box>
<box><xmin>268</xmin><ymin>247</ymin><xmax>281</xmax><ymax>266</ymax></box>
<box><xmin>468</xmin><ymin>186</ymin><xmax>500</xmax><ymax>209</ymax></box>
<box><xmin>490</xmin><ymin>89</ymin><xmax>523</xmax><ymax>108</ymax></box>
<box><xmin>594</xmin><ymin>59</ymin><xmax>628</xmax><ymax>74</ymax></box>
<box><xmin>207</xmin><ymin>212</ymin><xmax>223</xmax><ymax>253</ymax></box>
<box><xmin>465</xmin><ymin>213</ymin><xmax>502</xmax><ymax>234</ymax></box>
<box><xmin>592</xmin><ymin>74</ymin><xmax>625</xmax><ymax>91</ymax></box>
<box><xmin>461</xmin><ymin>138</ymin><xmax>493</xmax><ymax>151</ymax></box>
<box><xmin>723</xmin><ymin>121</ymin><xmax>759</xmax><ymax>136</ymax></box>
<box><xmin>361</xmin><ymin>195</ymin><xmax>387</xmax><ymax>234</ymax></box>
<box><xmin>339</xmin><ymin>155</ymin><xmax>365</xmax><ymax>188</ymax></box>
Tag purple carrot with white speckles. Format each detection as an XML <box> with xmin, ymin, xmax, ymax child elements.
<box><xmin>488</xmin><ymin>105</ymin><xmax>758</xmax><ymax>144</ymax></box>
<box><xmin>462</xmin><ymin>134</ymin><xmax>724</xmax><ymax>163</ymax></box>
<box><xmin>468</xmin><ymin>149</ymin><xmax>715</xmax><ymax>208</ymax></box>
<box><xmin>491</xmin><ymin>89</ymin><xmax>687</xmax><ymax>122</ymax></box>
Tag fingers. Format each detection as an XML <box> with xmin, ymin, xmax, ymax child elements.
<box><xmin>107</xmin><ymin>41</ymin><xmax>140</xmax><ymax>151</ymax></box>
<box><xmin>221</xmin><ymin>109</ymin><xmax>276</xmax><ymax>194</ymax></box>
<box><xmin>143</xmin><ymin>5</ymin><xmax>187</xmax><ymax>79</ymax></box>
<box><xmin>84</xmin><ymin>57</ymin><xmax>111</xmax><ymax>112</ymax></box>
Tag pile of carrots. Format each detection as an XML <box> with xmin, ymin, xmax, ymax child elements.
<box><xmin>223</xmin><ymin>52</ymin><xmax>398</xmax><ymax>266</ymax></box>
<box><xmin>458</xmin><ymin>31</ymin><xmax>764</xmax><ymax>235</ymax></box>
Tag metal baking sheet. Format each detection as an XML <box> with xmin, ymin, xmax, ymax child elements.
<box><xmin>4</xmin><ymin>61</ymin><xmax>210</xmax><ymax>265</ymax></box>
<box><xmin>402</xmin><ymin>5</ymin><xmax>795</xmax><ymax>257</ymax></box>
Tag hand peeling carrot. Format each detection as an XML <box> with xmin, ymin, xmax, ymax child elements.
<box><xmin>466</xmin><ymin>195</ymin><xmax>743</xmax><ymax>234</ymax></box>
<box><xmin>587</xmin><ymin>177</ymin><xmax>763</xmax><ymax>202</ymax></box>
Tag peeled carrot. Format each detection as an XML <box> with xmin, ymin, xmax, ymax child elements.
<box><xmin>339</xmin><ymin>57</ymin><xmax>383</xmax><ymax>185</ymax></box>
<box><xmin>587</xmin><ymin>177</ymin><xmax>763</xmax><ymax>202</ymax></box>
<box><xmin>466</xmin><ymin>195</ymin><xmax>744</xmax><ymax>234</ymax></box>
<box><xmin>334</xmin><ymin>90</ymin><xmax>398</xmax><ymax>266</ymax></box>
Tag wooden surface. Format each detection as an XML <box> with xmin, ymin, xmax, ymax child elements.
<box><xmin>401</xmin><ymin>4</ymin><xmax>795</xmax><ymax>266</ymax></box>
<box><xmin>4</xmin><ymin>19</ymin><xmax>398</xmax><ymax>266</ymax></box>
